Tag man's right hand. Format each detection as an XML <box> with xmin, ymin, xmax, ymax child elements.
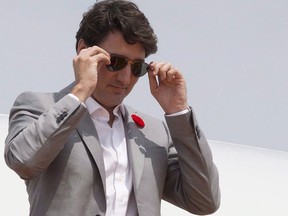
<box><xmin>71</xmin><ymin>43</ymin><xmax>110</xmax><ymax>102</ymax></box>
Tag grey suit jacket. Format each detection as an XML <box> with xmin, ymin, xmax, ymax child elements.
<box><xmin>4</xmin><ymin>83</ymin><xmax>220</xmax><ymax>216</ymax></box>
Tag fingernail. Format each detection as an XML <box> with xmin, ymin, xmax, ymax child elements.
<box><xmin>147</xmin><ymin>62</ymin><xmax>154</xmax><ymax>72</ymax></box>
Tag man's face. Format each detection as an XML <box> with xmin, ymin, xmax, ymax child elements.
<box><xmin>92</xmin><ymin>30</ymin><xmax>146</xmax><ymax>110</ymax></box>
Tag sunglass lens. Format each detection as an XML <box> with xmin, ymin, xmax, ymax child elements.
<box><xmin>132</xmin><ymin>62</ymin><xmax>149</xmax><ymax>77</ymax></box>
<box><xmin>107</xmin><ymin>56</ymin><xmax>127</xmax><ymax>71</ymax></box>
<box><xmin>107</xmin><ymin>56</ymin><xmax>148</xmax><ymax>77</ymax></box>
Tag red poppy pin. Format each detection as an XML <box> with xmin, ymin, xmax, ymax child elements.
<box><xmin>131</xmin><ymin>114</ymin><xmax>145</xmax><ymax>128</ymax></box>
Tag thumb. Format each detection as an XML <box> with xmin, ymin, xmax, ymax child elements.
<box><xmin>147</xmin><ymin>67</ymin><xmax>159</xmax><ymax>94</ymax></box>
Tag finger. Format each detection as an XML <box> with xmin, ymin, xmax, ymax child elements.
<box><xmin>82</xmin><ymin>46</ymin><xmax>111</xmax><ymax>64</ymax></box>
<box><xmin>94</xmin><ymin>53</ymin><xmax>111</xmax><ymax>68</ymax></box>
<box><xmin>150</xmin><ymin>62</ymin><xmax>164</xmax><ymax>75</ymax></box>
<box><xmin>148</xmin><ymin>65</ymin><xmax>159</xmax><ymax>93</ymax></box>
<box><xmin>89</xmin><ymin>46</ymin><xmax>110</xmax><ymax>57</ymax></box>
<box><xmin>155</xmin><ymin>62</ymin><xmax>179</xmax><ymax>82</ymax></box>
<box><xmin>166</xmin><ymin>67</ymin><xmax>184</xmax><ymax>82</ymax></box>
<box><xmin>150</xmin><ymin>62</ymin><xmax>168</xmax><ymax>80</ymax></box>
<box><xmin>159</xmin><ymin>63</ymin><xmax>175</xmax><ymax>81</ymax></box>
<box><xmin>78</xmin><ymin>46</ymin><xmax>110</xmax><ymax>60</ymax></box>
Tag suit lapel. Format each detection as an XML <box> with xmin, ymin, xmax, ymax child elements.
<box><xmin>123</xmin><ymin>107</ymin><xmax>146</xmax><ymax>190</ymax></box>
<box><xmin>75</xmin><ymin>105</ymin><xmax>147</xmax><ymax>192</ymax></box>
<box><xmin>75</xmin><ymin>111</ymin><xmax>106</xmax><ymax>192</ymax></box>
<box><xmin>57</xmin><ymin>83</ymin><xmax>106</xmax><ymax>190</ymax></box>
<box><xmin>57</xmin><ymin>84</ymin><xmax>146</xmax><ymax>192</ymax></box>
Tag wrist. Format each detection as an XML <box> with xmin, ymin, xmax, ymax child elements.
<box><xmin>71</xmin><ymin>83</ymin><xmax>93</xmax><ymax>102</ymax></box>
<box><xmin>165</xmin><ymin>106</ymin><xmax>191</xmax><ymax>117</ymax></box>
<box><xmin>164</xmin><ymin>104</ymin><xmax>188</xmax><ymax>115</ymax></box>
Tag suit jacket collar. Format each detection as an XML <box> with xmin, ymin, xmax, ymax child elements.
<box><xmin>75</xmin><ymin>112</ymin><xmax>107</xmax><ymax>191</ymax></box>
<box><xmin>123</xmin><ymin>106</ymin><xmax>146</xmax><ymax>190</ymax></box>
<box><xmin>58</xmin><ymin>83</ymin><xmax>146</xmax><ymax>191</ymax></box>
<box><xmin>76</xmin><ymin>106</ymin><xmax>146</xmax><ymax>192</ymax></box>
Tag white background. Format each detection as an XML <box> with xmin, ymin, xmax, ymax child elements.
<box><xmin>0</xmin><ymin>0</ymin><xmax>287</xmax><ymax>151</ymax></box>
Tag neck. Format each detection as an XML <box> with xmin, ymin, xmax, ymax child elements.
<box><xmin>91</xmin><ymin>95</ymin><xmax>118</xmax><ymax>127</ymax></box>
<box><xmin>107</xmin><ymin>113</ymin><xmax>115</xmax><ymax>127</ymax></box>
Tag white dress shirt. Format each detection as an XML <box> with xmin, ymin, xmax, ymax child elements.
<box><xmin>85</xmin><ymin>97</ymin><xmax>137</xmax><ymax>216</ymax></box>
<box><xmin>69</xmin><ymin>93</ymin><xmax>189</xmax><ymax>215</ymax></box>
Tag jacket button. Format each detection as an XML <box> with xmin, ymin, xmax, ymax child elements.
<box><xmin>56</xmin><ymin>117</ymin><xmax>62</xmax><ymax>123</ymax></box>
<box><xmin>56</xmin><ymin>111</ymin><xmax>68</xmax><ymax>123</ymax></box>
<box><xmin>196</xmin><ymin>126</ymin><xmax>201</xmax><ymax>139</ymax></box>
<box><xmin>61</xmin><ymin>111</ymin><xmax>68</xmax><ymax>117</ymax></box>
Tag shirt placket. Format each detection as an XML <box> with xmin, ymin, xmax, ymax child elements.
<box><xmin>112</xmin><ymin>115</ymin><xmax>129</xmax><ymax>214</ymax></box>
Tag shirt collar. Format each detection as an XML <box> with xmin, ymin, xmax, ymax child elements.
<box><xmin>85</xmin><ymin>97</ymin><xmax>126</xmax><ymax>118</ymax></box>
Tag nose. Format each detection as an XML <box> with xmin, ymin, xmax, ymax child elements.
<box><xmin>116</xmin><ymin>64</ymin><xmax>133</xmax><ymax>85</ymax></box>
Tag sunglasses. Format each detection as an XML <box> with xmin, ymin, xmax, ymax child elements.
<box><xmin>106</xmin><ymin>54</ymin><xmax>149</xmax><ymax>77</ymax></box>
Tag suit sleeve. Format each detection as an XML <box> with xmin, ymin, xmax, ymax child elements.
<box><xmin>4</xmin><ymin>92</ymin><xmax>86</xmax><ymax>179</ymax></box>
<box><xmin>163</xmin><ymin>108</ymin><xmax>220</xmax><ymax>215</ymax></box>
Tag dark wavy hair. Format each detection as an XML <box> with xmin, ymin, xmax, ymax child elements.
<box><xmin>75</xmin><ymin>0</ymin><xmax>158</xmax><ymax>57</ymax></box>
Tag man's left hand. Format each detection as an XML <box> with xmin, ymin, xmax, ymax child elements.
<box><xmin>148</xmin><ymin>62</ymin><xmax>188</xmax><ymax>114</ymax></box>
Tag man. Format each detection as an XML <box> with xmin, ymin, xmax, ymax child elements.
<box><xmin>4</xmin><ymin>0</ymin><xmax>220</xmax><ymax>215</ymax></box>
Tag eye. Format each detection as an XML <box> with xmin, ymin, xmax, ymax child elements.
<box><xmin>131</xmin><ymin>62</ymin><xmax>142</xmax><ymax>76</ymax></box>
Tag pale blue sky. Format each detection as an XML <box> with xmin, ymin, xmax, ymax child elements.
<box><xmin>1</xmin><ymin>0</ymin><xmax>287</xmax><ymax>151</ymax></box>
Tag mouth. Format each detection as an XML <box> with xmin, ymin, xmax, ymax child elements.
<box><xmin>109</xmin><ymin>85</ymin><xmax>127</xmax><ymax>94</ymax></box>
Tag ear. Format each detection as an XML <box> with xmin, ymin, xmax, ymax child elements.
<box><xmin>76</xmin><ymin>39</ymin><xmax>88</xmax><ymax>54</ymax></box>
